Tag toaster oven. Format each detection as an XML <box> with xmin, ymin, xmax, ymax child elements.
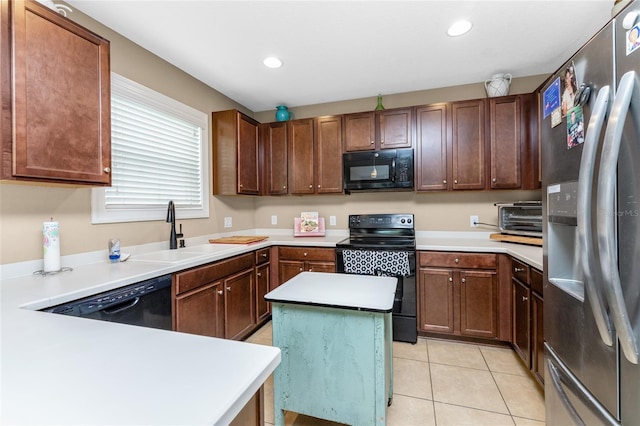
<box><xmin>496</xmin><ymin>201</ymin><xmax>543</xmax><ymax>237</ymax></box>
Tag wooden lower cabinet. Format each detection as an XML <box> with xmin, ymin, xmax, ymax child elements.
<box><xmin>230</xmin><ymin>387</ymin><xmax>264</xmax><ymax>426</ymax></box>
<box><xmin>173</xmin><ymin>252</ymin><xmax>261</xmax><ymax>341</ymax></box>
<box><xmin>418</xmin><ymin>251</ymin><xmax>500</xmax><ymax>340</ymax></box>
<box><xmin>255</xmin><ymin>248</ymin><xmax>271</xmax><ymax>322</ymax></box>
<box><xmin>510</xmin><ymin>258</ymin><xmax>544</xmax><ymax>386</ymax></box>
<box><xmin>276</xmin><ymin>246</ymin><xmax>336</xmax><ymax>286</ymax></box>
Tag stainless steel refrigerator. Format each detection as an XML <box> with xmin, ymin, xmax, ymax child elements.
<box><xmin>541</xmin><ymin>1</ymin><xmax>640</xmax><ymax>424</ymax></box>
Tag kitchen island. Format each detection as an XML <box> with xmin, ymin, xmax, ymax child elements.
<box><xmin>266</xmin><ymin>272</ymin><xmax>396</xmax><ymax>426</ymax></box>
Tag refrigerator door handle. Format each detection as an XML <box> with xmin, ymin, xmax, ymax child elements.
<box><xmin>546</xmin><ymin>358</ymin><xmax>586</xmax><ymax>425</ymax></box>
<box><xmin>577</xmin><ymin>85</ymin><xmax>614</xmax><ymax>346</ymax></box>
<box><xmin>597</xmin><ymin>70</ymin><xmax>640</xmax><ymax>364</ymax></box>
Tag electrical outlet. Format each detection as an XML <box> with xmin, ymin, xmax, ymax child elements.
<box><xmin>470</xmin><ymin>215</ymin><xmax>479</xmax><ymax>228</ymax></box>
<box><xmin>271</xmin><ymin>215</ymin><xmax>277</xmax><ymax>225</ymax></box>
<box><xmin>330</xmin><ymin>216</ymin><xmax>336</xmax><ymax>226</ymax></box>
<box><xmin>224</xmin><ymin>217</ymin><xmax>232</xmax><ymax>228</ymax></box>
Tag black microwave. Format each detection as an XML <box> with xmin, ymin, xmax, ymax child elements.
<box><xmin>343</xmin><ymin>148</ymin><xmax>414</xmax><ymax>192</ymax></box>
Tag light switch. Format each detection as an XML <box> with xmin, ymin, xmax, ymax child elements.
<box><xmin>224</xmin><ymin>217</ymin><xmax>232</xmax><ymax>228</ymax></box>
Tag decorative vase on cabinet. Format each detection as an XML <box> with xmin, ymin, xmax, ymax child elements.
<box><xmin>275</xmin><ymin>105</ymin><xmax>291</xmax><ymax>122</ymax></box>
<box><xmin>485</xmin><ymin>73</ymin><xmax>512</xmax><ymax>97</ymax></box>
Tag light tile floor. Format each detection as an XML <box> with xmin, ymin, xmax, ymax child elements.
<box><xmin>246</xmin><ymin>322</ymin><xmax>545</xmax><ymax>426</ymax></box>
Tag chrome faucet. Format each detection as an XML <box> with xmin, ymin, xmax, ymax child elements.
<box><xmin>166</xmin><ymin>201</ymin><xmax>183</xmax><ymax>249</ymax></box>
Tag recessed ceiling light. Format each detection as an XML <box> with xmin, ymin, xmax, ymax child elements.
<box><xmin>447</xmin><ymin>20</ymin><xmax>472</xmax><ymax>37</ymax></box>
<box><xmin>263</xmin><ymin>56</ymin><xmax>283</xmax><ymax>69</ymax></box>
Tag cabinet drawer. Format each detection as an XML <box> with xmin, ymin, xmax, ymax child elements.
<box><xmin>531</xmin><ymin>268</ymin><xmax>543</xmax><ymax>295</ymax></box>
<box><xmin>278</xmin><ymin>247</ymin><xmax>335</xmax><ymax>262</ymax></box>
<box><xmin>512</xmin><ymin>259</ymin><xmax>530</xmax><ymax>285</ymax></box>
<box><xmin>419</xmin><ymin>251</ymin><xmax>496</xmax><ymax>269</ymax></box>
<box><xmin>175</xmin><ymin>253</ymin><xmax>254</xmax><ymax>295</ymax></box>
<box><xmin>255</xmin><ymin>248</ymin><xmax>270</xmax><ymax>265</ymax></box>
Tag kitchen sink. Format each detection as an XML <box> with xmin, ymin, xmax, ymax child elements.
<box><xmin>128</xmin><ymin>244</ymin><xmax>241</xmax><ymax>263</ymax></box>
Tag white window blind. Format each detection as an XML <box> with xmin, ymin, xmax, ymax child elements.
<box><xmin>92</xmin><ymin>73</ymin><xmax>209</xmax><ymax>224</ymax></box>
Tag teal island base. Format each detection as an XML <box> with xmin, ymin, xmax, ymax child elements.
<box><xmin>272</xmin><ymin>302</ymin><xmax>393</xmax><ymax>426</ymax></box>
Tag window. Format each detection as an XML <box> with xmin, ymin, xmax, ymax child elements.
<box><xmin>92</xmin><ymin>73</ymin><xmax>209</xmax><ymax>224</ymax></box>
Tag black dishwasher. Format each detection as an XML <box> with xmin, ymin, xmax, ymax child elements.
<box><xmin>42</xmin><ymin>274</ymin><xmax>172</xmax><ymax>330</ymax></box>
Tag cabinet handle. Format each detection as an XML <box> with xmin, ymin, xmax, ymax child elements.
<box><xmin>217</xmin><ymin>290</ymin><xmax>223</xmax><ymax>295</ymax></box>
<box><xmin>370</xmin><ymin>140</ymin><xmax>375</xmax><ymax>144</ymax></box>
<box><xmin>443</xmin><ymin>180</ymin><xmax>447</xmax><ymax>184</ymax></box>
<box><xmin>308</xmin><ymin>268</ymin><xmax>313</xmax><ymax>272</ymax></box>
<box><xmin>226</xmin><ymin>286</ymin><xmax>231</xmax><ymax>292</ymax></box>
<box><xmin>239</xmin><ymin>184</ymin><xmax>243</xmax><ymax>188</ymax></box>
<box><xmin>454</xmin><ymin>179</ymin><xmax>458</xmax><ymax>184</ymax></box>
<box><xmin>317</xmin><ymin>185</ymin><xmax>321</xmax><ymax>188</ymax></box>
<box><xmin>309</xmin><ymin>184</ymin><xmax>313</xmax><ymax>188</ymax></box>
<box><xmin>381</xmin><ymin>139</ymin><xmax>384</xmax><ymax>145</ymax></box>
<box><xmin>103</xmin><ymin>167</ymin><xmax>111</xmax><ymax>173</ymax></box>
<box><xmin>257</xmin><ymin>272</ymin><xmax>262</xmax><ymax>277</ymax></box>
<box><xmin>454</xmin><ymin>258</ymin><xmax>459</xmax><ymax>263</ymax></box>
<box><xmin>262</xmin><ymin>253</ymin><xmax>268</xmax><ymax>258</ymax></box>
<box><xmin>492</xmin><ymin>178</ymin><xmax>497</xmax><ymax>183</ymax></box>
<box><xmin>449</xmin><ymin>277</ymin><xmax>453</xmax><ymax>282</ymax></box>
<box><xmin>514</xmin><ymin>267</ymin><xmax>526</xmax><ymax>273</ymax></box>
<box><xmin>303</xmin><ymin>252</ymin><xmax>308</xmax><ymax>257</ymax></box>
<box><xmin>522</xmin><ymin>296</ymin><xmax>528</xmax><ymax>302</ymax></box>
<box><xmin>283</xmin><ymin>185</ymin><xmax>286</xmax><ymax>189</ymax></box>
<box><xmin>461</xmin><ymin>278</ymin><xmax>466</xmax><ymax>283</ymax></box>
<box><xmin>299</xmin><ymin>267</ymin><xmax>304</xmax><ymax>272</ymax></box>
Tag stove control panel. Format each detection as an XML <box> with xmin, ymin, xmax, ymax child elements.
<box><xmin>348</xmin><ymin>214</ymin><xmax>414</xmax><ymax>229</ymax></box>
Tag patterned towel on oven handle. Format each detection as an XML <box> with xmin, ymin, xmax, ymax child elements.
<box><xmin>342</xmin><ymin>249</ymin><xmax>410</xmax><ymax>277</ymax></box>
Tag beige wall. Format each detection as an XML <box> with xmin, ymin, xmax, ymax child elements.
<box><xmin>0</xmin><ymin>7</ymin><xmax>545</xmax><ymax>266</ymax></box>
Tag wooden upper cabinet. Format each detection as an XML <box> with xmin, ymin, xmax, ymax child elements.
<box><xmin>378</xmin><ymin>108</ymin><xmax>413</xmax><ymax>149</ymax></box>
<box><xmin>415</xmin><ymin>104</ymin><xmax>448</xmax><ymax>191</ymax></box>
<box><xmin>288</xmin><ymin>118</ymin><xmax>315</xmax><ymax>194</ymax></box>
<box><xmin>2</xmin><ymin>0</ymin><xmax>111</xmax><ymax>185</ymax></box>
<box><xmin>212</xmin><ymin>110</ymin><xmax>260</xmax><ymax>195</ymax></box>
<box><xmin>451</xmin><ymin>100</ymin><xmax>486</xmax><ymax>190</ymax></box>
<box><xmin>343</xmin><ymin>112</ymin><xmax>376</xmax><ymax>151</ymax></box>
<box><xmin>314</xmin><ymin>115</ymin><xmax>343</xmax><ymax>193</ymax></box>
<box><xmin>261</xmin><ymin>122</ymin><xmax>288</xmax><ymax>195</ymax></box>
<box><xmin>343</xmin><ymin>108</ymin><xmax>413</xmax><ymax>151</ymax></box>
<box><xmin>490</xmin><ymin>96</ymin><xmax>522</xmax><ymax>189</ymax></box>
<box><xmin>288</xmin><ymin>116</ymin><xmax>343</xmax><ymax>195</ymax></box>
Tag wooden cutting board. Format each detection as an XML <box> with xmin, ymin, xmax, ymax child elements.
<box><xmin>490</xmin><ymin>233</ymin><xmax>542</xmax><ymax>247</ymax></box>
<box><xmin>208</xmin><ymin>236</ymin><xmax>269</xmax><ymax>244</ymax></box>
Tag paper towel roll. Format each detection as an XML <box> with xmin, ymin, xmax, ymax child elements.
<box><xmin>43</xmin><ymin>221</ymin><xmax>60</xmax><ymax>272</ymax></box>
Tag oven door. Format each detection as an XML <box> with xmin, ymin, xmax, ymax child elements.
<box><xmin>336</xmin><ymin>248</ymin><xmax>417</xmax><ymax>343</ymax></box>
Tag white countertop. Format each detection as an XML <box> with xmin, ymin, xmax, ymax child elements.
<box><xmin>265</xmin><ymin>272</ymin><xmax>397</xmax><ymax>312</ymax></box>
<box><xmin>0</xmin><ymin>229</ymin><xmax>541</xmax><ymax>424</ymax></box>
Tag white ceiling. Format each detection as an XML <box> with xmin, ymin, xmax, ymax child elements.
<box><xmin>65</xmin><ymin>0</ymin><xmax>614</xmax><ymax>112</ymax></box>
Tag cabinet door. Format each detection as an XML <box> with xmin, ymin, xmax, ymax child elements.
<box><xmin>379</xmin><ymin>108</ymin><xmax>413</xmax><ymax>149</ymax></box>
<box><xmin>237</xmin><ymin>113</ymin><xmax>260</xmax><ymax>194</ymax></box>
<box><xmin>224</xmin><ymin>268</ymin><xmax>255</xmax><ymax>340</ymax></box>
<box><xmin>451</xmin><ymin>100</ymin><xmax>486</xmax><ymax>190</ymax></box>
<box><xmin>343</xmin><ymin>112</ymin><xmax>376</xmax><ymax>151</ymax></box>
<box><xmin>288</xmin><ymin>119</ymin><xmax>315</xmax><ymax>194</ymax></box>
<box><xmin>415</xmin><ymin>104</ymin><xmax>448</xmax><ymax>191</ymax></box>
<box><xmin>263</xmin><ymin>122</ymin><xmax>288</xmax><ymax>195</ymax></box>
<box><xmin>10</xmin><ymin>0</ymin><xmax>111</xmax><ymax>184</ymax></box>
<box><xmin>490</xmin><ymin>96</ymin><xmax>521</xmax><ymax>189</ymax></box>
<box><xmin>174</xmin><ymin>281</ymin><xmax>224</xmax><ymax>338</ymax></box>
<box><xmin>278</xmin><ymin>260</ymin><xmax>305</xmax><ymax>285</ymax></box>
<box><xmin>256</xmin><ymin>263</ymin><xmax>270</xmax><ymax>322</ymax></box>
<box><xmin>418</xmin><ymin>268</ymin><xmax>454</xmax><ymax>334</ymax></box>
<box><xmin>532</xmin><ymin>291</ymin><xmax>544</xmax><ymax>384</ymax></box>
<box><xmin>314</xmin><ymin>115</ymin><xmax>343</xmax><ymax>193</ymax></box>
<box><xmin>512</xmin><ymin>279</ymin><xmax>531</xmax><ymax>366</ymax></box>
<box><xmin>459</xmin><ymin>269</ymin><xmax>497</xmax><ymax>338</ymax></box>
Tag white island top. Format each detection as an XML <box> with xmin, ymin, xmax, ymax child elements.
<box><xmin>265</xmin><ymin>272</ymin><xmax>397</xmax><ymax>312</ymax></box>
